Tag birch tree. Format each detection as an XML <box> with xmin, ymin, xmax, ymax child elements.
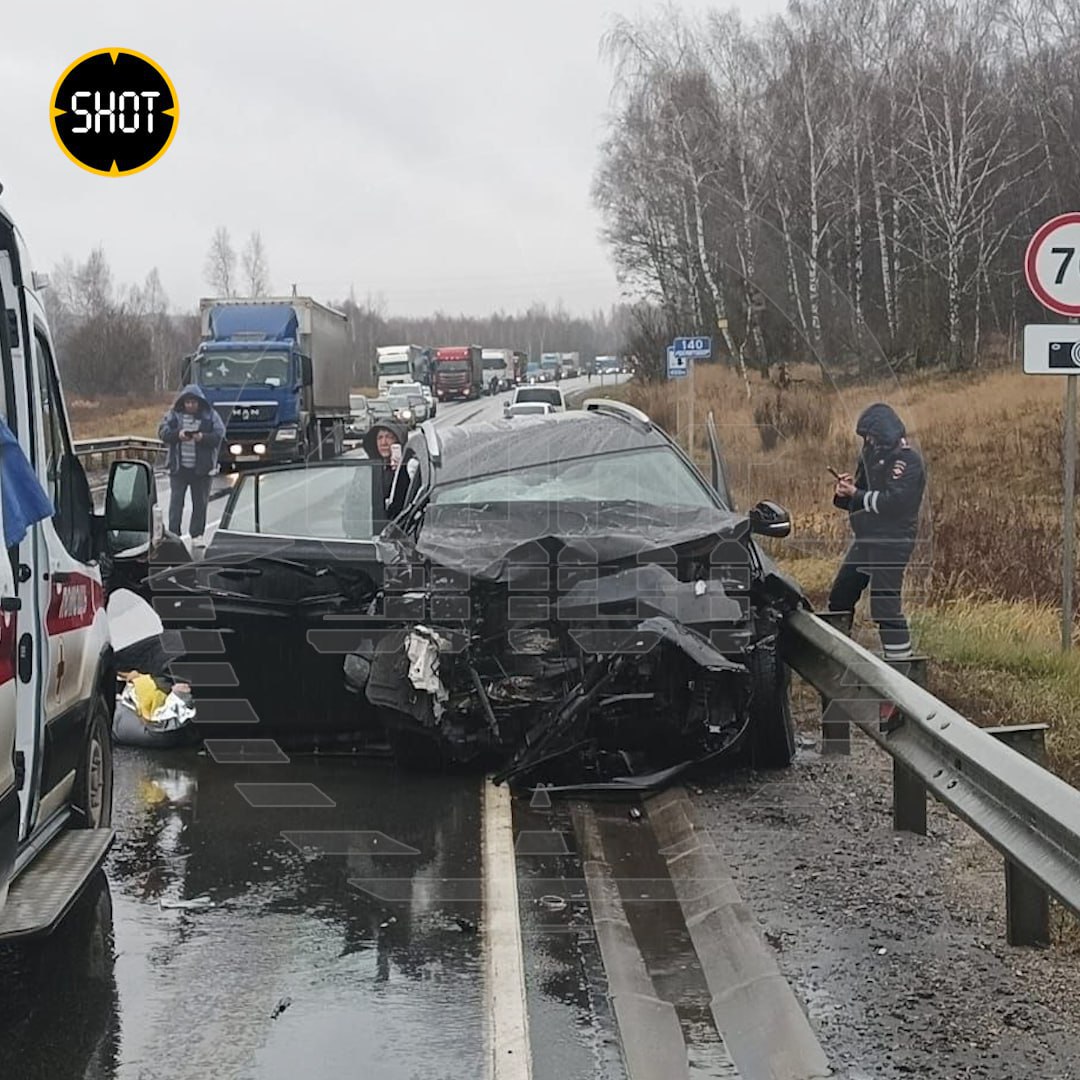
<box><xmin>242</xmin><ymin>231</ymin><xmax>271</xmax><ymax>296</ymax></box>
<box><xmin>204</xmin><ymin>227</ymin><xmax>237</xmax><ymax>297</ymax></box>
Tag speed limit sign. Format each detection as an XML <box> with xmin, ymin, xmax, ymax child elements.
<box><xmin>1025</xmin><ymin>213</ymin><xmax>1080</xmax><ymax>316</ymax></box>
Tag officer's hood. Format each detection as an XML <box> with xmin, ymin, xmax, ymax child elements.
<box><xmin>173</xmin><ymin>384</ymin><xmax>212</xmax><ymax>413</ymax></box>
<box><xmin>362</xmin><ymin>420</ymin><xmax>408</xmax><ymax>459</ymax></box>
<box><xmin>855</xmin><ymin>403</ymin><xmax>905</xmax><ymax>450</ymax></box>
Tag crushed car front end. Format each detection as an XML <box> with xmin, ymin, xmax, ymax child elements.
<box><xmin>347</xmin><ymin>412</ymin><xmax>806</xmax><ymax>791</ymax></box>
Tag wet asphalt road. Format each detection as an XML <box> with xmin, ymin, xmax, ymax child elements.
<box><xmin>0</xmin><ymin>747</ymin><xmax>625</xmax><ymax>1080</ymax></box>
<box><xmin>0</xmin><ymin>374</ymin><xmax>650</xmax><ymax>1080</ymax></box>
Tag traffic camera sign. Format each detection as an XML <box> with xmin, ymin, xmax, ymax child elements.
<box><xmin>1024</xmin><ymin>324</ymin><xmax>1080</xmax><ymax>374</ymax></box>
<box><xmin>1025</xmin><ymin>213</ymin><xmax>1080</xmax><ymax>317</ymax></box>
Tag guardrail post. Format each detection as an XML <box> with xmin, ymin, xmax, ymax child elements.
<box><xmin>887</xmin><ymin>656</ymin><xmax>929</xmax><ymax>836</ymax></box>
<box><xmin>815</xmin><ymin>610</ymin><xmax>853</xmax><ymax>754</ymax></box>
<box><xmin>985</xmin><ymin>724</ymin><xmax>1051</xmax><ymax>947</ymax></box>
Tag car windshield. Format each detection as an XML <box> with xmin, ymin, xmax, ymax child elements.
<box><xmin>224</xmin><ymin>465</ymin><xmax>377</xmax><ymax>539</ymax></box>
<box><xmin>350</xmin><ymin>395</ymin><xmax>369</xmax><ymax>411</ymax></box>
<box><xmin>515</xmin><ymin>388</ymin><xmax>561</xmax><ymax>405</ymax></box>
<box><xmin>196</xmin><ymin>351</ymin><xmax>291</xmax><ymax>388</ymax></box>
<box><xmin>432</xmin><ymin>447</ymin><xmax>716</xmax><ymax>510</ymax></box>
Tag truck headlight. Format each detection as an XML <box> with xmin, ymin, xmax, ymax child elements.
<box><xmin>274</xmin><ymin>425</ymin><xmax>298</xmax><ymax>442</ymax></box>
<box><xmin>229</xmin><ymin>443</ymin><xmax>243</xmax><ymax>455</ymax></box>
<box><xmin>400</xmin><ymin>409</ymin><xmax>412</xmax><ymax>420</ymax></box>
<box><xmin>254</xmin><ymin>443</ymin><xmax>267</xmax><ymax>455</ymax></box>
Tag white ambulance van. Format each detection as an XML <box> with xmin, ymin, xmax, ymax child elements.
<box><xmin>0</xmin><ymin>191</ymin><xmax>161</xmax><ymax>939</ymax></box>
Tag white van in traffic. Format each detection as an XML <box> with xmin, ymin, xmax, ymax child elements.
<box><xmin>0</xmin><ymin>192</ymin><xmax>160</xmax><ymax>939</ymax></box>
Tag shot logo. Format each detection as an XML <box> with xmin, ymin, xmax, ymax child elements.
<box><xmin>50</xmin><ymin>48</ymin><xmax>178</xmax><ymax>176</ymax></box>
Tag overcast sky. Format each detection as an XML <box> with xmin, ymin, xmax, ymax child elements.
<box><xmin>1</xmin><ymin>0</ymin><xmax>784</xmax><ymax>317</ymax></box>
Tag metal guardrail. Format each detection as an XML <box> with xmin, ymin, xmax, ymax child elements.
<box><xmin>780</xmin><ymin>607</ymin><xmax>1080</xmax><ymax>947</ymax></box>
<box><xmin>73</xmin><ymin>436</ymin><xmax>164</xmax><ymax>471</ymax></box>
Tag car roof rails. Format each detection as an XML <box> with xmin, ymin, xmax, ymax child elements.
<box><xmin>419</xmin><ymin>419</ymin><xmax>441</xmax><ymax>463</ymax></box>
<box><xmin>582</xmin><ymin>398</ymin><xmax>653</xmax><ymax>430</ymax></box>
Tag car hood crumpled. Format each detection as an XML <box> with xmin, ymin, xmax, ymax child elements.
<box><xmin>381</xmin><ymin>501</ymin><xmax>771</xmax><ymax>586</ymax></box>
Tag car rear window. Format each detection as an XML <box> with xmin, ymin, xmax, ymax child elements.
<box><xmin>515</xmin><ymin>388</ymin><xmax>561</xmax><ymax>406</ymax></box>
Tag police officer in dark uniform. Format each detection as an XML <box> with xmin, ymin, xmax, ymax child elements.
<box><xmin>828</xmin><ymin>403</ymin><xmax>926</xmax><ymax>661</ymax></box>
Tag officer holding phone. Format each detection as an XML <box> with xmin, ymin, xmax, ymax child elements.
<box><xmin>827</xmin><ymin>403</ymin><xmax>926</xmax><ymax>662</ymax></box>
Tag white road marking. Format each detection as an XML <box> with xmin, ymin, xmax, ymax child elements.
<box><xmin>483</xmin><ymin>778</ymin><xmax>532</xmax><ymax>1080</ymax></box>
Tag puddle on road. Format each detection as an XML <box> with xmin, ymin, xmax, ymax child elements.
<box><xmin>1</xmin><ymin>746</ymin><xmax>488</xmax><ymax>1080</ymax></box>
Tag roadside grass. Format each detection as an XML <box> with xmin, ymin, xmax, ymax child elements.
<box><xmin>69</xmin><ymin>387</ymin><xmax>383</xmax><ymax>441</ymax></box>
<box><xmin>610</xmin><ymin>361</ymin><xmax>1068</xmax><ymax>606</ymax></box>
<box><xmin>68</xmin><ymin>395</ymin><xmax>173</xmax><ymax>440</ymax></box>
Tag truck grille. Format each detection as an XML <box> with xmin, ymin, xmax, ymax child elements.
<box><xmin>215</xmin><ymin>403</ymin><xmax>278</xmax><ymax>425</ymax></box>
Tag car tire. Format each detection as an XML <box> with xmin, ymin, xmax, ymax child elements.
<box><xmin>73</xmin><ymin>696</ymin><xmax>114</xmax><ymax>829</ymax></box>
<box><xmin>748</xmin><ymin>641</ymin><xmax>796</xmax><ymax>769</ymax></box>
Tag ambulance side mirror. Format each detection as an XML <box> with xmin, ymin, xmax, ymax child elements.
<box><xmin>105</xmin><ymin>460</ymin><xmax>162</xmax><ymax>558</ymax></box>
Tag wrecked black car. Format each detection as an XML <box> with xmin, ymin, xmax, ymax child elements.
<box><xmin>141</xmin><ymin>400</ymin><xmax>808</xmax><ymax>791</ymax></box>
<box><xmin>365</xmin><ymin>401</ymin><xmax>807</xmax><ymax>790</ymax></box>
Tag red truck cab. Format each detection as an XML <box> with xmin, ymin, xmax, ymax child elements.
<box><xmin>432</xmin><ymin>346</ymin><xmax>482</xmax><ymax>402</ymax></box>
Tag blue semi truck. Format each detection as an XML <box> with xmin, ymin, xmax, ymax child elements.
<box><xmin>184</xmin><ymin>296</ymin><xmax>352</xmax><ymax>467</ymax></box>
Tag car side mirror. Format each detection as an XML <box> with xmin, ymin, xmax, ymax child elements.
<box><xmin>104</xmin><ymin>460</ymin><xmax>162</xmax><ymax>557</ymax></box>
<box><xmin>748</xmin><ymin>500</ymin><xmax>791</xmax><ymax>538</ymax></box>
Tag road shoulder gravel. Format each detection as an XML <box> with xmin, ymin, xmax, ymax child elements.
<box><xmin>691</xmin><ymin>729</ymin><xmax>1080</xmax><ymax>1080</ymax></box>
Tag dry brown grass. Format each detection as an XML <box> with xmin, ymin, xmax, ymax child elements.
<box><xmin>67</xmin><ymin>395</ymin><xmax>174</xmax><ymax>441</ymax></box>
<box><xmin>615</xmin><ymin>364</ymin><xmax>1069</xmax><ymax>606</ymax></box>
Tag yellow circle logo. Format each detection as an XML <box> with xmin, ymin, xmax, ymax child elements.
<box><xmin>50</xmin><ymin>48</ymin><xmax>178</xmax><ymax>176</ymax></box>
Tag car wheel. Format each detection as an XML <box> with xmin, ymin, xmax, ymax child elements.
<box><xmin>73</xmin><ymin>696</ymin><xmax>114</xmax><ymax>829</ymax></box>
<box><xmin>748</xmin><ymin>641</ymin><xmax>796</xmax><ymax>769</ymax></box>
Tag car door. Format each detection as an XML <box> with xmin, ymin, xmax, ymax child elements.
<box><xmin>167</xmin><ymin>461</ymin><xmax>388</xmax><ymax>734</ymax></box>
<box><xmin>23</xmin><ymin>290</ymin><xmax>106</xmax><ymax>831</ymax></box>
<box><xmin>0</xmin><ymin>247</ymin><xmax>23</xmax><ymax>893</ymax></box>
<box><xmin>705</xmin><ymin>411</ymin><xmax>735</xmax><ymax>510</ymax></box>
<box><xmin>0</xmin><ymin>244</ymin><xmax>51</xmax><ymax>845</ymax></box>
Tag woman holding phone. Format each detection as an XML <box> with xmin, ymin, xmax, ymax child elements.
<box><xmin>354</xmin><ymin>419</ymin><xmax>417</xmax><ymax>523</ymax></box>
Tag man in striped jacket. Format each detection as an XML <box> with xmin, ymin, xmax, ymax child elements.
<box><xmin>828</xmin><ymin>403</ymin><xmax>926</xmax><ymax>662</ymax></box>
